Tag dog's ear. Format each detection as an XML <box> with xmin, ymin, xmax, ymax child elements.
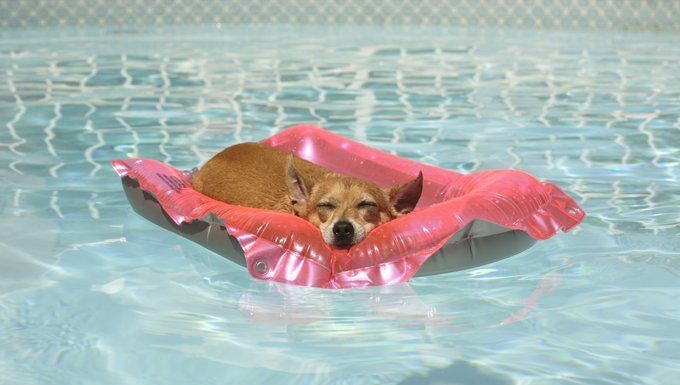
<box><xmin>387</xmin><ymin>171</ymin><xmax>423</xmax><ymax>215</ymax></box>
<box><xmin>286</xmin><ymin>155</ymin><xmax>310</xmax><ymax>209</ymax></box>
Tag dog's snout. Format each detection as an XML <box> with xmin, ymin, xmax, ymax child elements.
<box><xmin>333</xmin><ymin>221</ymin><xmax>354</xmax><ymax>240</ymax></box>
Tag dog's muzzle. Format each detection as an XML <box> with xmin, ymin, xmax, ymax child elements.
<box><xmin>332</xmin><ymin>220</ymin><xmax>355</xmax><ymax>248</ymax></box>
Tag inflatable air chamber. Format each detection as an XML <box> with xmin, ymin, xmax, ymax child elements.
<box><xmin>112</xmin><ymin>125</ymin><xmax>584</xmax><ymax>288</ymax></box>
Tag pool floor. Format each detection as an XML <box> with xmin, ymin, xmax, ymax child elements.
<box><xmin>0</xmin><ymin>26</ymin><xmax>678</xmax><ymax>385</ymax></box>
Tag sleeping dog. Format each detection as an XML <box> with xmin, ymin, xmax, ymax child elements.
<box><xmin>193</xmin><ymin>143</ymin><xmax>422</xmax><ymax>248</ymax></box>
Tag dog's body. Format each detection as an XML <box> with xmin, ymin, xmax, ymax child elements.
<box><xmin>193</xmin><ymin>143</ymin><xmax>328</xmax><ymax>214</ymax></box>
<box><xmin>193</xmin><ymin>143</ymin><xmax>422</xmax><ymax>248</ymax></box>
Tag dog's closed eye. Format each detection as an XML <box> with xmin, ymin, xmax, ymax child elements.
<box><xmin>317</xmin><ymin>202</ymin><xmax>335</xmax><ymax>209</ymax></box>
<box><xmin>358</xmin><ymin>200</ymin><xmax>378</xmax><ymax>209</ymax></box>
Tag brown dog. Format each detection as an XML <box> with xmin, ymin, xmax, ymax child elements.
<box><xmin>193</xmin><ymin>143</ymin><xmax>423</xmax><ymax>248</ymax></box>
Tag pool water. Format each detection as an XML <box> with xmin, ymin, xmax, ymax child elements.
<box><xmin>1</xmin><ymin>26</ymin><xmax>678</xmax><ymax>385</ymax></box>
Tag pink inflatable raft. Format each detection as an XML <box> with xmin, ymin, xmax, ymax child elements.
<box><xmin>112</xmin><ymin>125</ymin><xmax>584</xmax><ymax>289</ymax></box>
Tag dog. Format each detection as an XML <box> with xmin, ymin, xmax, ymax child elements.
<box><xmin>192</xmin><ymin>143</ymin><xmax>423</xmax><ymax>248</ymax></box>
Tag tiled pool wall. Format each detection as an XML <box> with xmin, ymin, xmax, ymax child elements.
<box><xmin>2</xmin><ymin>0</ymin><xmax>679</xmax><ymax>31</ymax></box>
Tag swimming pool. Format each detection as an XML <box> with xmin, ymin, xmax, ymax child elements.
<box><xmin>1</xmin><ymin>26</ymin><xmax>678</xmax><ymax>385</ymax></box>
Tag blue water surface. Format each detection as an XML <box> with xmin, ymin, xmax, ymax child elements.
<box><xmin>1</xmin><ymin>26</ymin><xmax>678</xmax><ymax>385</ymax></box>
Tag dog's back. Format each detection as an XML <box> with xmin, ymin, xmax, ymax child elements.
<box><xmin>193</xmin><ymin>143</ymin><xmax>330</xmax><ymax>212</ymax></box>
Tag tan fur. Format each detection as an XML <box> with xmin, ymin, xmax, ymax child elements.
<box><xmin>302</xmin><ymin>176</ymin><xmax>398</xmax><ymax>246</ymax></box>
<box><xmin>193</xmin><ymin>143</ymin><xmax>422</xmax><ymax>247</ymax></box>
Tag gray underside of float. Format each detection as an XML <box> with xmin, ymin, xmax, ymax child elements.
<box><xmin>121</xmin><ymin>177</ymin><xmax>536</xmax><ymax>278</ymax></box>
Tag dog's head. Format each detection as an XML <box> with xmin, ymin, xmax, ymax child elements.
<box><xmin>286</xmin><ymin>157</ymin><xmax>423</xmax><ymax>249</ymax></box>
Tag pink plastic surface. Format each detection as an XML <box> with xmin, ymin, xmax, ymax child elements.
<box><xmin>112</xmin><ymin>125</ymin><xmax>585</xmax><ymax>288</ymax></box>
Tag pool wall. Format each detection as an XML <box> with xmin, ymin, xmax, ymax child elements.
<box><xmin>2</xmin><ymin>0</ymin><xmax>678</xmax><ymax>31</ymax></box>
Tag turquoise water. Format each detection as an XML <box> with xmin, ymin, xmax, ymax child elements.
<box><xmin>1</xmin><ymin>26</ymin><xmax>678</xmax><ymax>385</ymax></box>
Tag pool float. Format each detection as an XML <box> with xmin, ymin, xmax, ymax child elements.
<box><xmin>112</xmin><ymin>125</ymin><xmax>584</xmax><ymax>289</ymax></box>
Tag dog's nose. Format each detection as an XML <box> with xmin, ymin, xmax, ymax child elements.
<box><xmin>333</xmin><ymin>221</ymin><xmax>354</xmax><ymax>240</ymax></box>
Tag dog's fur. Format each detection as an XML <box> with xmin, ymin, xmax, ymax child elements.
<box><xmin>193</xmin><ymin>143</ymin><xmax>423</xmax><ymax>248</ymax></box>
